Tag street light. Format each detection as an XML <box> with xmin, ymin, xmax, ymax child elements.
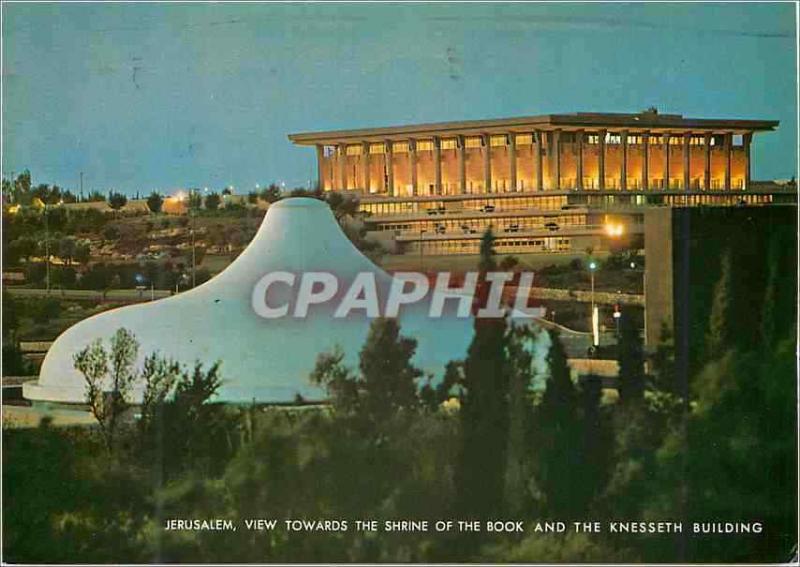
<box><xmin>44</xmin><ymin>201</ymin><xmax>50</xmax><ymax>294</ymax></box>
<box><xmin>589</xmin><ymin>260</ymin><xmax>599</xmax><ymax>347</ymax></box>
<box><xmin>419</xmin><ymin>229</ymin><xmax>428</xmax><ymax>272</ymax></box>
<box><xmin>135</xmin><ymin>273</ymin><xmax>154</xmax><ymax>301</ymax></box>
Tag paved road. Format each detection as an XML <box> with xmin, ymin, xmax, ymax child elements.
<box><xmin>6</xmin><ymin>287</ymin><xmax>173</xmax><ymax>301</ymax></box>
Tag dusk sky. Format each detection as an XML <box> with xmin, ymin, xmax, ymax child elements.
<box><xmin>3</xmin><ymin>2</ymin><xmax>797</xmax><ymax>196</ymax></box>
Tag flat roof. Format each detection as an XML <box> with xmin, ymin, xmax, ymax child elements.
<box><xmin>288</xmin><ymin>111</ymin><xmax>779</xmax><ymax>145</ymax></box>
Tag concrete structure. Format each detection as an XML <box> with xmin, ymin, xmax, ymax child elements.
<box><xmin>290</xmin><ymin>110</ymin><xmax>794</xmax><ymax>256</ymax></box>
<box><xmin>24</xmin><ymin>198</ymin><xmax>481</xmax><ymax>404</ymax></box>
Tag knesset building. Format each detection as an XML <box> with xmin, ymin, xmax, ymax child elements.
<box><xmin>290</xmin><ymin>110</ymin><xmax>792</xmax><ymax>256</ymax></box>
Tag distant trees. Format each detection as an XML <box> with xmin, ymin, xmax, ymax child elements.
<box><xmin>146</xmin><ymin>192</ymin><xmax>163</xmax><ymax>214</ymax></box>
<box><xmin>259</xmin><ymin>184</ymin><xmax>282</xmax><ymax>203</ymax></box>
<box><xmin>107</xmin><ymin>192</ymin><xmax>127</xmax><ymax>211</ymax></box>
<box><xmin>57</xmin><ymin>237</ymin><xmax>77</xmax><ymax>265</ymax></box>
<box><xmin>204</xmin><ymin>192</ymin><xmax>221</xmax><ymax>211</ymax></box>
<box><xmin>325</xmin><ymin>192</ymin><xmax>360</xmax><ymax>223</ymax></box>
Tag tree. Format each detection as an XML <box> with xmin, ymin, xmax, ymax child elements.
<box><xmin>499</xmin><ymin>255</ymin><xmax>519</xmax><ymax>271</ymax></box>
<box><xmin>260</xmin><ymin>184</ymin><xmax>282</xmax><ymax>203</ymax></box>
<box><xmin>73</xmin><ymin>328</ymin><xmax>139</xmax><ymax>450</ymax></box>
<box><xmin>705</xmin><ymin>249</ymin><xmax>732</xmax><ymax>361</ymax></box>
<box><xmin>617</xmin><ymin>312</ymin><xmax>645</xmax><ymax>404</ymax></box>
<box><xmin>86</xmin><ymin>190</ymin><xmax>106</xmax><ymax>202</ymax></box>
<box><xmin>137</xmin><ymin>353</ymin><xmax>181</xmax><ymax>441</ymax></box>
<box><xmin>108</xmin><ymin>192</ymin><xmax>128</xmax><ymax>211</ymax></box>
<box><xmin>456</xmin><ymin>226</ymin><xmax>509</xmax><ymax>520</ymax></box>
<box><xmin>146</xmin><ymin>192</ymin><xmax>163</xmax><ymax>214</ymax></box>
<box><xmin>533</xmin><ymin>329</ymin><xmax>582</xmax><ymax>517</ymax></box>
<box><xmin>204</xmin><ymin>193</ymin><xmax>221</xmax><ymax>211</ymax></box>
<box><xmin>74</xmin><ymin>242</ymin><xmax>91</xmax><ymax>265</ymax></box>
<box><xmin>503</xmin><ymin>325</ymin><xmax>539</xmax><ymax>515</ymax></box>
<box><xmin>310</xmin><ymin>318</ymin><xmax>422</xmax><ymax>423</ymax></box>
<box><xmin>359</xmin><ymin>318</ymin><xmax>421</xmax><ymax>420</ymax></box>
<box><xmin>650</xmin><ymin>322</ymin><xmax>676</xmax><ymax>393</ymax></box>
<box><xmin>759</xmin><ymin>235</ymin><xmax>780</xmax><ymax>349</ymax></box>
<box><xmin>247</xmin><ymin>191</ymin><xmax>259</xmax><ymax>205</ymax></box>
<box><xmin>310</xmin><ymin>346</ymin><xmax>360</xmax><ymax>414</ymax></box>
<box><xmin>325</xmin><ymin>192</ymin><xmax>360</xmax><ymax>223</ymax></box>
<box><xmin>58</xmin><ymin>237</ymin><xmax>77</xmax><ymax>265</ymax></box>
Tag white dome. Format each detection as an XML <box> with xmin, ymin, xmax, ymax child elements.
<box><xmin>25</xmin><ymin>198</ymin><xmax>475</xmax><ymax>404</ymax></box>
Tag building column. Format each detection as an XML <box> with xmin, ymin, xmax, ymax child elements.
<box><xmin>433</xmin><ymin>136</ymin><xmax>442</xmax><ymax>195</ymax></box>
<box><xmin>361</xmin><ymin>141</ymin><xmax>370</xmax><ymax>193</ymax></box>
<box><xmin>534</xmin><ymin>130</ymin><xmax>543</xmax><ymax>191</ymax></box>
<box><xmin>457</xmin><ymin>135</ymin><xmax>466</xmax><ymax>194</ymax></box>
<box><xmin>703</xmin><ymin>133</ymin><xmax>712</xmax><ymax>190</ymax></box>
<box><xmin>662</xmin><ymin>133</ymin><xmax>670</xmax><ymax>190</ymax></box>
<box><xmin>409</xmin><ymin>139</ymin><xmax>418</xmax><ymax>196</ymax></box>
<box><xmin>315</xmin><ymin>145</ymin><xmax>325</xmax><ymax>191</ymax></box>
<box><xmin>482</xmin><ymin>134</ymin><xmax>492</xmax><ymax>192</ymax></box>
<box><xmin>552</xmin><ymin>130</ymin><xmax>561</xmax><ymax>190</ymax></box>
<box><xmin>743</xmin><ymin>132</ymin><xmax>752</xmax><ymax>190</ymax></box>
<box><xmin>642</xmin><ymin>133</ymin><xmax>649</xmax><ymax>190</ymax></box>
<box><xmin>724</xmin><ymin>132</ymin><xmax>732</xmax><ymax>190</ymax></box>
<box><xmin>620</xmin><ymin>131</ymin><xmax>628</xmax><ymax>191</ymax></box>
<box><xmin>508</xmin><ymin>133</ymin><xmax>517</xmax><ymax>192</ymax></box>
<box><xmin>682</xmin><ymin>132</ymin><xmax>691</xmax><ymax>191</ymax></box>
<box><xmin>576</xmin><ymin>130</ymin><xmax>584</xmax><ymax>190</ymax></box>
<box><xmin>385</xmin><ymin>141</ymin><xmax>394</xmax><ymax>196</ymax></box>
<box><xmin>338</xmin><ymin>144</ymin><xmax>347</xmax><ymax>190</ymax></box>
<box><xmin>598</xmin><ymin>129</ymin><xmax>606</xmax><ymax>190</ymax></box>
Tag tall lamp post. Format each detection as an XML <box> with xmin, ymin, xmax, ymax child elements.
<box><xmin>419</xmin><ymin>228</ymin><xmax>427</xmax><ymax>272</ymax></box>
<box><xmin>44</xmin><ymin>201</ymin><xmax>50</xmax><ymax>294</ymax></box>
<box><xmin>135</xmin><ymin>273</ymin><xmax>154</xmax><ymax>301</ymax></box>
<box><xmin>589</xmin><ymin>260</ymin><xmax>599</xmax><ymax>348</ymax></box>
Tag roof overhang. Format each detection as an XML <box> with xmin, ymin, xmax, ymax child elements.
<box><xmin>288</xmin><ymin>112</ymin><xmax>779</xmax><ymax>145</ymax></box>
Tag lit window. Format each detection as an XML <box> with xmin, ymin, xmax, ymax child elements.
<box><xmin>441</xmin><ymin>138</ymin><xmax>457</xmax><ymax>150</ymax></box>
<box><xmin>346</xmin><ymin>145</ymin><xmax>362</xmax><ymax>156</ymax></box>
<box><xmin>369</xmin><ymin>144</ymin><xmax>385</xmax><ymax>154</ymax></box>
<box><xmin>490</xmin><ymin>135</ymin><xmax>508</xmax><ymax>147</ymax></box>
<box><xmin>465</xmin><ymin>137</ymin><xmax>482</xmax><ymax>149</ymax></box>
<box><xmin>587</xmin><ymin>134</ymin><xmax>600</xmax><ymax>145</ymax></box>
<box><xmin>627</xmin><ymin>135</ymin><xmax>642</xmax><ymax>145</ymax></box>
<box><xmin>416</xmin><ymin>140</ymin><xmax>434</xmax><ymax>152</ymax></box>
<box><xmin>605</xmin><ymin>132</ymin><xmax>621</xmax><ymax>144</ymax></box>
<box><xmin>516</xmin><ymin>134</ymin><xmax>533</xmax><ymax>145</ymax></box>
<box><xmin>393</xmin><ymin>142</ymin><xmax>409</xmax><ymax>153</ymax></box>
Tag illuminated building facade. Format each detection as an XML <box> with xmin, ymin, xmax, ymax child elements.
<box><xmin>289</xmin><ymin>110</ymin><xmax>793</xmax><ymax>255</ymax></box>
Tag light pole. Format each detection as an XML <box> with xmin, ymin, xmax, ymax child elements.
<box><xmin>589</xmin><ymin>260</ymin><xmax>598</xmax><ymax>348</ymax></box>
<box><xmin>44</xmin><ymin>201</ymin><xmax>51</xmax><ymax>294</ymax></box>
<box><xmin>190</xmin><ymin>189</ymin><xmax>197</xmax><ymax>288</ymax></box>
<box><xmin>419</xmin><ymin>228</ymin><xmax>427</xmax><ymax>272</ymax></box>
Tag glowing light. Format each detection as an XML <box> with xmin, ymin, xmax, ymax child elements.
<box><xmin>589</xmin><ymin>261</ymin><xmax>597</xmax><ymax>271</ymax></box>
<box><xmin>592</xmin><ymin>306</ymin><xmax>600</xmax><ymax>347</ymax></box>
<box><xmin>175</xmin><ymin>191</ymin><xmax>187</xmax><ymax>202</ymax></box>
<box><xmin>604</xmin><ymin>222</ymin><xmax>625</xmax><ymax>237</ymax></box>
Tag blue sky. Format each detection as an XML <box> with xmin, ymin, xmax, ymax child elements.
<box><xmin>3</xmin><ymin>2</ymin><xmax>797</xmax><ymax>196</ymax></box>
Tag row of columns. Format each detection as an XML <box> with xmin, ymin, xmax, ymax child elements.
<box><xmin>319</xmin><ymin>130</ymin><xmax>751</xmax><ymax>195</ymax></box>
